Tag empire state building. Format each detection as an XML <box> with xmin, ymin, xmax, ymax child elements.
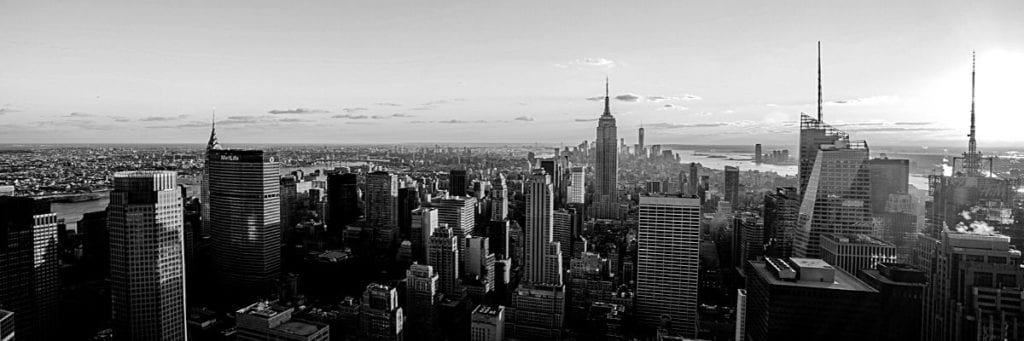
<box><xmin>593</xmin><ymin>79</ymin><xmax>618</xmax><ymax>219</ymax></box>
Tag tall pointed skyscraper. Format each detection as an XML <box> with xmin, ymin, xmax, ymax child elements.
<box><xmin>201</xmin><ymin>110</ymin><xmax>221</xmax><ymax>236</ymax></box>
<box><xmin>799</xmin><ymin>42</ymin><xmax>848</xmax><ymax>198</ymax></box>
<box><xmin>593</xmin><ymin>78</ymin><xmax>618</xmax><ymax>219</ymax></box>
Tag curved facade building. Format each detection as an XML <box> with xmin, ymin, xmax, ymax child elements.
<box><xmin>207</xmin><ymin>149</ymin><xmax>281</xmax><ymax>304</ymax></box>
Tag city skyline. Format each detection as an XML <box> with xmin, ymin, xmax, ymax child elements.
<box><xmin>1</xmin><ymin>1</ymin><xmax>1023</xmax><ymax>146</ymax></box>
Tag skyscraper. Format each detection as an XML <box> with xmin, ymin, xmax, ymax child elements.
<box><xmin>793</xmin><ymin>139</ymin><xmax>872</xmax><ymax>258</ymax></box>
<box><xmin>449</xmin><ymin>169</ymin><xmax>468</xmax><ymax>197</ymax></box>
<box><xmin>636</xmin><ymin>195</ymin><xmax>701</xmax><ymax>337</ymax></box>
<box><xmin>411</xmin><ymin>207</ymin><xmax>438</xmax><ymax>263</ymax></box>
<box><xmin>724</xmin><ymin>165</ymin><xmax>739</xmax><ymax>207</ymax></box>
<box><xmin>524</xmin><ymin>170</ymin><xmax>562</xmax><ymax>285</ymax></box>
<box><xmin>867</xmin><ymin>158</ymin><xmax>909</xmax><ymax>214</ymax></box>
<box><xmin>429</xmin><ymin>225</ymin><xmax>461</xmax><ymax>297</ymax></box>
<box><xmin>0</xmin><ymin>196</ymin><xmax>59</xmax><ymax>341</ymax></box>
<box><xmin>235</xmin><ymin>301</ymin><xmax>330</xmax><ymax>341</ymax></box>
<box><xmin>637</xmin><ymin>124</ymin><xmax>645</xmax><ymax>157</ymax></box>
<box><xmin>567</xmin><ymin>167</ymin><xmax>585</xmax><ymax>204</ymax></box>
<box><xmin>754</xmin><ymin>143</ymin><xmax>762</xmax><ymax>164</ymax></box>
<box><xmin>107</xmin><ymin>171</ymin><xmax>187</xmax><ymax>340</ymax></box>
<box><xmin>208</xmin><ymin>149</ymin><xmax>281</xmax><ymax>304</ymax></box>
<box><xmin>593</xmin><ymin>79</ymin><xmax>618</xmax><ymax>218</ymax></box>
<box><xmin>470</xmin><ymin>305</ymin><xmax>505</xmax><ymax>341</ymax></box>
<box><xmin>0</xmin><ymin>310</ymin><xmax>12</xmax><ymax>341</ymax></box>
<box><xmin>798</xmin><ymin>42</ymin><xmax>849</xmax><ymax>199</ymax></box>
<box><xmin>360</xmin><ymin>283</ymin><xmax>405</xmax><ymax>341</ymax></box>
<box><xmin>366</xmin><ymin>171</ymin><xmax>399</xmax><ymax>249</ymax></box>
<box><xmin>687</xmin><ymin>162</ymin><xmax>699</xmax><ymax>196</ymax></box>
<box><xmin>405</xmin><ymin>263</ymin><xmax>439</xmax><ymax>340</ymax></box>
<box><xmin>327</xmin><ymin>172</ymin><xmax>360</xmax><ymax>229</ymax></box>
<box><xmin>763</xmin><ymin>187</ymin><xmax>800</xmax><ymax>258</ymax></box>
<box><xmin>428</xmin><ymin>195</ymin><xmax>477</xmax><ymax>243</ymax></box>
<box><xmin>201</xmin><ymin>115</ymin><xmax>221</xmax><ymax>236</ymax></box>
<box><xmin>490</xmin><ymin>174</ymin><xmax>508</xmax><ymax>222</ymax></box>
<box><xmin>464</xmin><ymin>235</ymin><xmax>496</xmax><ymax>295</ymax></box>
<box><xmin>961</xmin><ymin>52</ymin><xmax>983</xmax><ymax>177</ymax></box>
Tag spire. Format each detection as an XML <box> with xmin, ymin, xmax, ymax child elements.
<box><xmin>207</xmin><ymin>107</ymin><xmax>221</xmax><ymax>151</ymax></box>
<box><xmin>603</xmin><ymin>77</ymin><xmax>612</xmax><ymax>116</ymax></box>
<box><xmin>964</xmin><ymin>51</ymin><xmax>980</xmax><ymax>176</ymax></box>
<box><xmin>817</xmin><ymin>41</ymin><xmax>822</xmax><ymax>121</ymax></box>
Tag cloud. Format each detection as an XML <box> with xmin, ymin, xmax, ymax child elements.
<box><xmin>391</xmin><ymin>113</ymin><xmax>414</xmax><ymax>118</ymax></box>
<box><xmin>648</xmin><ymin>122</ymin><xmax>731</xmax><ymax>129</ymax></box>
<box><xmin>341</xmin><ymin>107</ymin><xmax>368</xmax><ymax>113</ymax></box>
<box><xmin>268</xmin><ymin>108</ymin><xmax>330</xmax><ymax>114</ymax></box>
<box><xmin>574</xmin><ymin>118</ymin><xmax>599</xmax><ymax>122</ymax></box>
<box><xmin>278</xmin><ymin>118</ymin><xmax>308</xmax><ymax>123</ymax></box>
<box><xmin>434</xmin><ymin>119</ymin><xmax>489</xmax><ymax>124</ymax></box>
<box><xmin>0</xmin><ymin>108</ymin><xmax>18</xmax><ymax>115</ymax></box>
<box><xmin>332</xmin><ymin>114</ymin><xmax>369</xmax><ymax>119</ymax></box>
<box><xmin>831</xmin><ymin>120</ymin><xmax>949</xmax><ymax>133</ymax></box>
<box><xmin>514</xmin><ymin>116</ymin><xmax>534</xmax><ymax>122</ymax></box>
<box><xmin>765</xmin><ymin>103</ymin><xmax>779</xmax><ymax>107</ymax></box>
<box><xmin>646</xmin><ymin>94</ymin><xmax>701</xmax><ymax>102</ymax></box>
<box><xmin>829</xmin><ymin>95</ymin><xmax>898</xmax><ymax>106</ymax></box>
<box><xmin>374</xmin><ymin>102</ymin><xmax>402</xmax><ymax>107</ymax></box>
<box><xmin>565</xmin><ymin>58</ymin><xmax>616</xmax><ymax>68</ymax></box>
<box><xmin>658</xmin><ymin>104</ymin><xmax>688</xmax><ymax>111</ymax></box>
<box><xmin>615</xmin><ymin>93</ymin><xmax>641</xmax><ymax>102</ymax></box>
<box><xmin>371</xmin><ymin>115</ymin><xmax>391</xmax><ymax>119</ymax></box>
<box><xmin>586</xmin><ymin>96</ymin><xmax>605</xmax><ymax>101</ymax></box>
<box><xmin>39</xmin><ymin>119</ymin><xmax>113</xmax><ymax>130</ymax></box>
<box><xmin>893</xmin><ymin>121</ymin><xmax>931</xmax><ymax>126</ymax></box>
<box><xmin>67</xmin><ymin>112</ymin><xmax>93</xmax><ymax>117</ymax></box>
<box><xmin>108</xmin><ymin>115</ymin><xmax>131</xmax><ymax>122</ymax></box>
<box><xmin>346</xmin><ymin>121</ymin><xmax>378</xmax><ymax>125</ymax></box>
<box><xmin>139</xmin><ymin>114</ymin><xmax>188</xmax><ymax>122</ymax></box>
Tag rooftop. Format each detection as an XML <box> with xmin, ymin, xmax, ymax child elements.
<box><xmin>822</xmin><ymin>233</ymin><xmax>894</xmax><ymax>246</ymax></box>
<box><xmin>473</xmin><ymin>305</ymin><xmax>505</xmax><ymax>317</ymax></box>
<box><xmin>274</xmin><ymin>321</ymin><xmax>324</xmax><ymax>336</ymax></box>
<box><xmin>237</xmin><ymin>301</ymin><xmax>288</xmax><ymax>319</ymax></box>
<box><xmin>752</xmin><ymin>258</ymin><xmax>876</xmax><ymax>293</ymax></box>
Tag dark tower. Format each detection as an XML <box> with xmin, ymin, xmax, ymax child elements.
<box><xmin>817</xmin><ymin>41</ymin><xmax>823</xmax><ymax>121</ymax></box>
<box><xmin>962</xmin><ymin>51</ymin><xmax>982</xmax><ymax>176</ymax></box>
<box><xmin>593</xmin><ymin>78</ymin><xmax>619</xmax><ymax>219</ymax></box>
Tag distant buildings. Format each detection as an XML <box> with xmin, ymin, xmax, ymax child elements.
<box><xmin>636</xmin><ymin>195</ymin><xmax>700</xmax><ymax>337</ymax></box>
<box><xmin>208</xmin><ymin>148</ymin><xmax>281</xmax><ymax>304</ymax></box>
<box><xmin>745</xmin><ymin>257</ymin><xmax>880</xmax><ymax>341</ymax></box>
<box><xmin>793</xmin><ymin>139</ymin><xmax>872</xmax><ymax>259</ymax></box>
<box><xmin>235</xmin><ymin>301</ymin><xmax>329</xmax><ymax>341</ymax></box>
<box><xmin>724</xmin><ymin>166</ymin><xmax>739</xmax><ymax>207</ymax></box>
<box><xmin>470</xmin><ymin>305</ymin><xmax>505</xmax><ymax>341</ymax></box>
<box><xmin>108</xmin><ymin>171</ymin><xmax>187</xmax><ymax>340</ymax></box>
<box><xmin>0</xmin><ymin>196</ymin><xmax>59</xmax><ymax>341</ymax></box>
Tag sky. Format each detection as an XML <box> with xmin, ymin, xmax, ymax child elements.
<box><xmin>1</xmin><ymin>0</ymin><xmax>1023</xmax><ymax>148</ymax></box>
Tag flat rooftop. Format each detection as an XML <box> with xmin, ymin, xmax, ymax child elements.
<box><xmin>751</xmin><ymin>260</ymin><xmax>877</xmax><ymax>293</ymax></box>
<box><xmin>237</xmin><ymin>302</ymin><xmax>288</xmax><ymax>319</ymax></box>
<box><xmin>274</xmin><ymin>321</ymin><xmax>325</xmax><ymax>336</ymax></box>
<box><xmin>822</xmin><ymin>233</ymin><xmax>894</xmax><ymax>246</ymax></box>
<box><xmin>473</xmin><ymin>305</ymin><xmax>504</xmax><ymax>317</ymax></box>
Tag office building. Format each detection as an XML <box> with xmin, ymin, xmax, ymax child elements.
<box><xmin>464</xmin><ymin>235</ymin><xmax>496</xmax><ymax>294</ymax></box>
<box><xmin>745</xmin><ymin>257</ymin><xmax>880</xmax><ymax>341</ymax></box>
<box><xmin>235</xmin><ymin>301</ymin><xmax>329</xmax><ymax>341</ymax></box>
<box><xmin>410</xmin><ymin>207</ymin><xmax>438</xmax><ymax>264</ymax></box>
<box><xmin>636</xmin><ymin>195</ymin><xmax>701</xmax><ymax>337</ymax></box>
<box><xmin>645</xmin><ymin>181</ymin><xmax>663</xmax><ymax>194</ymax></box>
<box><xmin>553</xmin><ymin>209</ymin><xmax>573</xmax><ymax>267</ymax></box>
<box><xmin>0</xmin><ymin>310</ymin><xmax>12</xmax><ymax>341</ymax></box>
<box><xmin>857</xmin><ymin>263</ymin><xmax>927</xmax><ymax>341</ymax></box>
<box><xmin>366</xmin><ymin>171</ymin><xmax>399</xmax><ymax>249</ymax></box>
<box><xmin>405</xmin><ymin>263</ymin><xmax>439</xmax><ymax>340</ymax></box>
<box><xmin>867</xmin><ymin>158</ymin><xmax>909</xmax><ymax>214</ymax></box>
<box><xmin>567</xmin><ymin>167</ymin><xmax>585</xmax><ymax>204</ymax></box>
<box><xmin>470</xmin><ymin>305</ymin><xmax>505</xmax><ymax>341</ymax></box>
<box><xmin>201</xmin><ymin>119</ymin><xmax>222</xmax><ymax>236</ymax></box>
<box><xmin>399</xmin><ymin>184</ymin><xmax>420</xmax><ymax>240</ymax></box>
<box><xmin>108</xmin><ymin>171</ymin><xmax>187</xmax><ymax>340</ymax></box>
<box><xmin>449</xmin><ymin>170</ymin><xmax>468</xmax><ymax>197</ymax></box>
<box><xmin>0</xmin><ymin>196</ymin><xmax>59</xmax><ymax>341</ymax></box>
<box><xmin>428</xmin><ymin>195</ymin><xmax>477</xmax><ymax>243</ymax></box>
<box><xmin>490</xmin><ymin>174</ymin><xmax>509</xmax><ymax>222</ymax></box>
<box><xmin>799</xmin><ymin>43</ymin><xmax>847</xmax><ymax>198</ymax></box>
<box><xmin>593</xmin><ymin>79</ymin><xmax>618</xmax><ymax>218</ymax></box>
<box><xmin>207</xmin><ymin>149</ymin><xmax>281</xmax><ymax>303</ymax></box>
<box><xmin>687</xmin><ymin>163</ymin><xmax>699</xmax><ymax>196</ymax></box>
<box><xmin>429</xmin><ymin>225</ymin><xmax>461</xmax><ymax>297</ymax></box>
<box><xmin>735</xmin><ymin>289</ymin><xmax>746</xmax><ymax>341</ymax></box>
<box><xmin>819</xmin><ymin>233</ymin><xmax>897</xmax><ymax>275</ymax></box>
<box><xmin>763</xmin><ymin>187</ymin><xmax>799</xmax><ymax>258</ymax></box>
<box><xmin>360</xmin><ymin>283</ymin><xmax>405</xmax><ymax>341</ymax></box>
<box><xmin>793</xmin><ymin>139</ymin><xmax>872</xmax><ymax>259</ymax></box>
<box><xmin>524</xmin><ymin>170</ymin><xmax>563</xmax><ymax>285</ymax></box>
<box><xmin>922</xmin><ymin>232</ymin><xmax>1024</xmax><ymax>341</ymax></box>
<box><xmin>754</xmin><ymin>144</ymin><xmax>762</xmax><ymax>164</ymax></box>
<box><xmin>724</xmin><ymin>166</ymin><xmax>739</xmax><ymax>207</ymax></box>
<box><xmin>327</xmin><ymin>172</ymin><xmax>360</xmax><ymax>228</ymax></box>
<box><xmin>508</xmin><ymin>285</ymin><xmax>566</xmax><ymax>340</ymax></box>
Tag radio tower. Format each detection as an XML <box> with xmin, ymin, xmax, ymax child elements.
<box><xmin>963</xmin><ymin>51</ymin><xmax>981</xmax><ymax>176</ymax></box>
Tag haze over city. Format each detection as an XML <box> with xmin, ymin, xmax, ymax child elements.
<box><xmin>1</xmin><ymin>0</ymin><xmax>1023</xmax><ymax>146</ymax></box>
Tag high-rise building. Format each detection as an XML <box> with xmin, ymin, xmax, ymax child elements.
<box><xmin>0</xmin><ymin>196</ymin><xmax>59</xmax><ymax>341</ymax></box>
<box><xmin>735</xmin><ymin>289</ymin><xmax>747</xmax><ymax>341</ymax></box>
<box><xmin>524</xmin><ymin>170</ymin><xmax>563</xmax><ymax>285</ymax></box>
<box><xmin>553</xmin><ymin>209</ymin><xmax>574</xmax><ymax>267</ymax></box>
<box><xmin>567</xmin><ymin>167</ymin><xmax>585</xmax><ymax>204</ymax></box>
<box><xmin>360</xmin><ymin>283</ymin><xmax>405</xmax><ymax>341</ymax></box>
<box><xmin>763</xmin><ymin>187</ymin><xmax>800</xmax><ymax>258</ymax></box>
<box><xmin>687</xmin><ymin>163</ymin><xmax>699</xmax><ymax>196</ymax></box>
<box><xmin>0</xmin><ymin>310</ymin><xmax>13</xmax><ymax>341</ymax></box>
<box><xmin>636</xmin><ymin>195</ymin><xmax>701</xmax><ymax>337</ymax></box>
<box><xmin>428</xmin><ymin>195</ymin><xmax>477</xmax><ymax>243</ymax></box>
<box><xmin>327</xmin><ymin>172</ymin><xmax>360</xmax><ymax>228</ymax></box>
<box><xmin>470</xmin><ymin>305</ymin><xmax>505</xmax><ymax>341</ymax></box>
<box><xmin>819</xmin><ymin>233</ymin><xmax>897</xmax><ymax>275</ymax></box>
<box><xmin>405</xmin><ymin>263</ymin><xmax>439</xmax><ymax>340</ymax></box>
<box><xmin>645</xmin><ymin>181</ymin><xmax>663</xmax><ymax>194</ymax></box>
<box><xmin>235</xmin><ymin>301</ymin><xmax>329</xmax><ymax>341</ymax></box>
<box><xmin>449</xmin><ymin>170</ymin><xmax>468</xmax><ymax>197</ymax></box>
<box><xmin>366</xmin><ymin>171</ymin><xmax>399</xmax><ymax>249</ymax></box>
<box><xmin>508</xmin><ymin>285</ymin><xmax>566</xmax><ymax>340</ymax></box>
<box><xmin>921</xmin><ymin>232</ymin><xmax>1024</xmax><ymax>341</ymax></box>
<box><xmin>201</xmin><ymin>117</ymin><xmax>222</xmax><ymax>236</ymax></box>
<box><xmin>108</xmin><ymin>171</ymin><xmax>187</xmax><ymax>340</ymax></box>
<box><xmin>857</xmin><ymin>263</ymin><xmax>927</xmax><ymax>341</ymax></box>
<box><xmin>429</xmin><ymin>225</ymin><xmax>461</xmax><ymax>297</ymax></box>
<box><xmin>464</xmin><ymin>235</ymin><xmax>495</xmax><ymax>294</ymax></box>
<box><xmin>754</xmin><ymin>144</ymin><xmax>763</xmax><ymax>164</ymax></box>
<box><xmin>867</xmin><ymin>158</ymin><xmax>909</xmax><ymax>214</ymax></box>
<box><xmin>411</xmin><ymin>207</ymin><xmax>438</xmax><ymax>264</ymax></box>
<box><xmin>208</xmin><ymin>149</ymin><xmax>281</xmax><ymax>304</ymax></box>
<box><xmin>398</xmin><ymin>185</ymin><xmax>420</xmax><ymax>242</ymax></box>
<box><xmin>745</xmin><ymin>257</ymin><xmax>880</xmax><ymax>341</ymax></box>
<box><xmin>793</xmin><ymin>139</ymin><xmax>872</xmax><ymax>259</ymax></box>
<box><xmin>490</xmin><ymin>174</ymin><xmax>508</xmax><ymax>222</ymax></box>
<box><xmin>593</xmin><ymin>79</ymin><xmax>619</xmax><ymax>218</ymax></box>
<box><xmin>638</xmin><ymin>124</ymin><xmax>645</xmax><ymax>157</ymax></box>
<box><xmin>724</xmin><ymin>166</ymin><xmax>739</xmax><ymax>207</ymax></box>
<box><xmin>798</xmin><ymin>42</ymin><xmax>847</xmax><ymax>198</ymax></box>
